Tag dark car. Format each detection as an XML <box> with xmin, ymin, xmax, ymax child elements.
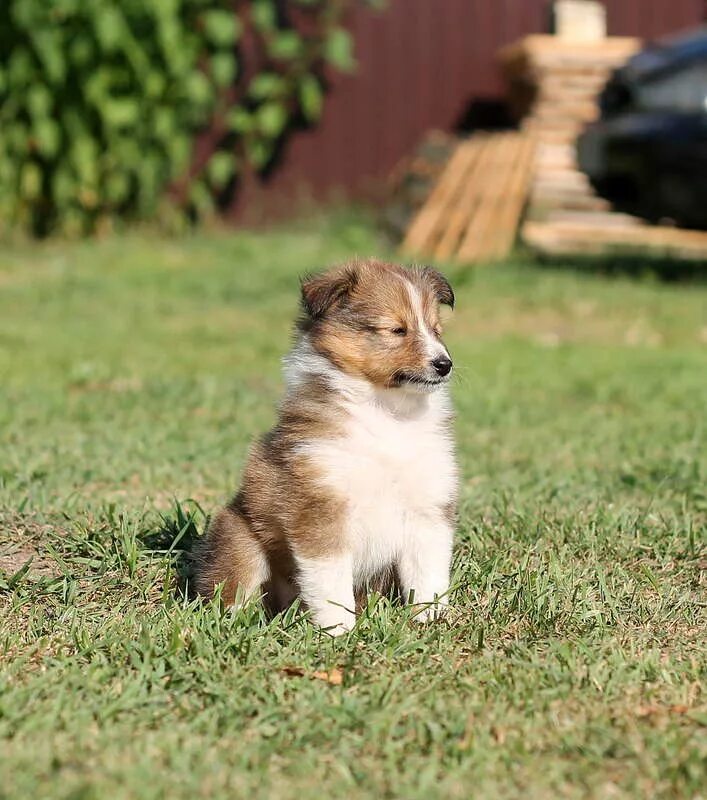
<box><xmin>577</xmin><ymin>27</ymin><xmax>707</xmax><ymax>229</ymax></box>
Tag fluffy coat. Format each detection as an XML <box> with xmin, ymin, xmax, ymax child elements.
<box><xmin>194</xmin><ymin>258</ymin><xmax>458</xmax><ymax>634</ymax></box>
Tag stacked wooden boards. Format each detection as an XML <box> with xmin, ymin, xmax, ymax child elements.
<box><xmin>499</xmin><ymin>35</ymin><xmax>640</xmax><ymax>220</ymax></box>
<box><xmin>400</xmin><ymin>131</ymin><xmax>535</xmax><ymax>264</ymax></box>
<box><xmin>524</xmin><ymin>217</ymin><xmax>707</xmax><ymax>261</ymax></box>
<box><xmin>400</xmin><ymin>35</ymin><xmax>707</xmax><ymax>264</ymax></box>
<box><xmin>497</xmin><ymin>34</ymin><xmax>707</xmax><ymax>260</ymax></box>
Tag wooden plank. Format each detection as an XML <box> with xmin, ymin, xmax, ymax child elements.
<box><xmin>422</xmin><ymin>139</ymin><xmax>487</xmax><ymax>255</ymax></box>
<box><xmin>433</xmin><ymin>136</ymin><xmax>495</xmax><ymax>260</ymax></box>
<box><xmin>401</xmin><ymin>131</ymin><xmax>537</xmax><ymax>265</ymax></box>
<box><xmin>400</xmin><ymin>139</ymin><xmax>483</xmax><ymax>256</ymax></box>
<box><xmin>456</xmin><ymin>132</ymin><xmax>536</xmax><ymax>263</ymax></box>
<box><xmin>456</xmin><ymin>133</ymin><xmax>519</xmax><ymax>262</ymax></box>
<box><xmin>523</xmin><ymin>220</ymin><xmax>707</xmax><ymax>260</ymax></box>
<box><xmin>481</xmin><ymin>133</ymin><xmax>534</xmax><ymax>261</ymax></box>
<box><xmin>544</xmin><ymin>210</ymin><xmax>643</xmax><ymax>227</ymax></box>
<box><xmin>487</xmin><ymin>134</ymin><xmax>536</xmax><ymax>260</ymax></box>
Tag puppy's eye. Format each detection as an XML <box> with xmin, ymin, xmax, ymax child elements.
<box><xmin>391</xmin><ymin>326</ymin><xmax>407</xmax><ymax>337</ymax></box>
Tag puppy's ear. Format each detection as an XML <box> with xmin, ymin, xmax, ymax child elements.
<box><xmin>422</xmin><ymin>266</ymin><xmax>455</xmax><ymax>309</ymax></box>
<box><xmin>300</xmin><ymin>264</ymin><xmax>358</xmax><ymax>319</ymax></box>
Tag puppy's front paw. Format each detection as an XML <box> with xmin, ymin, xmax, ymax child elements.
<box><xmin>317</xmin><ymin>608</ymin><xmax>356</xmax><ymax>637</ymax></box>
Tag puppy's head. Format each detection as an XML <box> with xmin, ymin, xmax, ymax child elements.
<box><xmin>300</xmin><ymin>259</ymin><xmax>454</xmax><ymax>391</ymax></box>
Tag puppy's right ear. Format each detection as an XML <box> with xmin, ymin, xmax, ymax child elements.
<box><xmin>300</xmin><ymin>264</ymin><xmax>358</xmax><ymax>319</ymax></box>
<box><xmin>421</xmin><ymin>266</ymin><xmax>455</xmax><ymax>309</ymax></box>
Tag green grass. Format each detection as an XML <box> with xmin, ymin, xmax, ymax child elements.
<box><xmin>1</xmin><ymin>212</ymin><xmax>705</xmax><ymax>799</ymax></box>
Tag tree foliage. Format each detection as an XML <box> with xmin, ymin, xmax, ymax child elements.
<box><xmin>0</xmin><ymin>0</ymin><xmax>375</xmax><ymax>236</ymax></box>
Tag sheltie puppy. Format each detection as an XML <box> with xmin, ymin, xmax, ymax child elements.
<box><xmin>194</xmin><ymin>258</ymin><xmax>458</xmax><ymax>634</ymax></box>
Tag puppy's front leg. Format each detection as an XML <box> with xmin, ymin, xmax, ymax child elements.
<box><xmin>295</xmin><ymin>551</ymin><xmax>356</xmax><ymax>635</ymax></box>
<box><xmin>398</xmin><ymin>517</ymin><xmax>453</xmax><ymax>622</ymax></box>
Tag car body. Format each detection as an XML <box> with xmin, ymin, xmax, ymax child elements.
<box><xmin>577</xmin><ymin>26</ymin><xmax>707</xmax><ymax>228</ymax></box>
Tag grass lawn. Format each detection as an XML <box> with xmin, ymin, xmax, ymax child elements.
<box><xmin>0</xmin><ymin>212</ymin><xmax>705</xmax><ymax>799</ymax></box>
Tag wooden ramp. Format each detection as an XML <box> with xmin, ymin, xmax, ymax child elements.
<box><xmin>523</xmin><ymin>218</ymin><xmax>707</xmax><ymax>261</ymax></box>
<box><xmin>400</xmin><ymin>131</ymin><xmax>535</xmax><ymax>264</ymax></box>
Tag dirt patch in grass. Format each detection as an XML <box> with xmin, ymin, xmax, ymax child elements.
<box><xmin>0</xmin><ymin>516</ymin><xmax>61</xmax><ymax>579</ymax></box>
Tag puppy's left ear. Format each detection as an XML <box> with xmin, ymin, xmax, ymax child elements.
<box><xmin>422</xmin><ymin>266</ymin><xmax>455</xmax><ymax>309</ymax></box>
<box><xmin>300</xmin><ymin>264</ymin><xmax>359</xmax><ymax>319</ymax></box>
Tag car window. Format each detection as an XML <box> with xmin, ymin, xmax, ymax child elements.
<box><xmin>637</xmin><ymin>62</ymin><xmax>707</xmax><ymax>112</ymax></box>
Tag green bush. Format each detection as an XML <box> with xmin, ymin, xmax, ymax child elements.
<box><xmin>0</xmin><ymin>0</ymin><xmax>375</xmax><ymax>236</ymax></box>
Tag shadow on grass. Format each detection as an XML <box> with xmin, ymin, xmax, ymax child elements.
<box><xmin>141</xmin><ymin>500</ymin><xmax>207</xmax><ymax>600</ymax></box>
<box><xmin>531</xmin><ymin>252</ymin><xmax>707</xmax><ymax>283</ymax></box>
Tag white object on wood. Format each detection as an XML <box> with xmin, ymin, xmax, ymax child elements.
<box><xmin>553</xmin><ymin>1</ymin><xmax>607</xmax><ymax>41</ymax></box>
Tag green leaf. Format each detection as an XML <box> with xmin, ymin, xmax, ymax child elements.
<box><xmin>299</xmin><ymin>75</ymin><xmax>322</xmax><ymax>121</ymax></box>
<box><xmin>27</xmin><ymin>85</ymin><xmax>52</xmax><ymax>119</ymax></box>
<box><xmin>153</xmin><ymin>107</ymin><xmax>176</xmax><ymax>142</ymax></box>
<box><xmin>185</xmin><ymin>72</ymin><xmax>213</xmax><ymax>106</ymax></box>
<box><xmin>324</xmin><ymin>28</ymin><xmax>355</xmax><ymax>71</ymax></box>
<box><xmin>69</xmin><ymin>35</ymin><xmax>94</xmax><ymax>67</ymax></box>
<box><xmin>206</xmin><ymin>151</ymin><xmax>237</xmax><ymax>189</ymax></box>
<box><xmin>210</xmin><ymin>53</ymin><xmax>237</xmax><ymax>88</ymax></box>
<box><xmin>251</xmin><ymin>0</ymin><xmax>276</xmax><ymax>32</ymax></box>
<box><xmin>144</xmin><ymin>72</ymin><xmax>167</xmax><ymax>100</ymax></box>
<box><xmin>10</xmin><ymin>1</ymin><xmax>42</xmax><ymax>29</ymax></box>
<box><xmin>84</xmin><ymin>68</ymin><xmax>111</xmax><ymax>106</ymax></box>
<box><xmin>227</xmin><ymin>107</ymin><xmax>253</xmax><ymax>134</ymax></box>
<box><xmin>269</xmin><ymin>31</ymin><xmax>302</xmax><ymax>60</ymax></box>
<box><xmin>102</xmin><ymin>98</ymin><xmax>141</xmax><ymax>129</ymax></box>
<box><xmin>93</xmin><ymin>7</ymin><xmax>124</xmax><ymax>53</ymax></box>
<box><xmin>248</xmin><ymin>73</ymin><xmax>286</xmax><ymax>100</ymax></box>
<box><xmin>246</xmin><ymin>138</ymin><xmax>274</xmax><ymax>170</ymax></box>
<box><xmin>8</xmin><ymin>50</ymin><xmax>35</xmax><ymax>86</ymax></box>
<box><xmin>166</xmin><ymin>134</ymin><xmax>192</xmax><ymax>177</ymax></box>
<box><xmin>8</xmin><ymin>121</ymin><xmax>30</xmax><ymax>153</ymax></box>
<box><xmin>256</xmin><ymin>102</ymin><xmax>287</xmax><ymax>138</ymax></box>
<box><xmin>202</xmin><ymin>10</ymin><xmax>242</xmax><ymax>47</ymax></box>
<box><xmin>6</xmin><ymin>558</ymin><xmax>33</xmax><ymax>590</ymax></box>
<box><xmin>71</xmin><ymin>136</ymin><xmax>98</xmax><ymax>183</ymax></box>
<box><xmin>29</xmin><ymin>31</ymin><xmax>66</xmax><ymax>83</ymax></box>
<box><xmin>34</xmin><ymin>118</ymin><xmax>61</xmax><ymax>158</ymax></box>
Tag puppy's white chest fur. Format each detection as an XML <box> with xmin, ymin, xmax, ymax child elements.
<box><xmin>297</xmin><ymin>375</ymin><xmax>457</xmax><ymax>583</ymax></box>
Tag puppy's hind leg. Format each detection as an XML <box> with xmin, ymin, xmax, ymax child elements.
<box><xmin>193</xmin><ymin>505</ymin><xmax>269</xmax><ymax>607</ymax></box>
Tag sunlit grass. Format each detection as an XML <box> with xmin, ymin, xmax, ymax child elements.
<box><xmin>1</xmin><ymin>212</ymin><xmax>705</xmax><ymax>799</ymax></box>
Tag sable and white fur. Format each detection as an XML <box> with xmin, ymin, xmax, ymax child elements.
<box><xmin>194</xmin><ymin>258</ymin><xmax>458</xmax><ymax>634</ymax></box>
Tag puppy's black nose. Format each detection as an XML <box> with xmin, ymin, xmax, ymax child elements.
<box><xmin>431</xmin><ymin>355</ymin><xmax>452</xmax><ymax>377</ymax></box>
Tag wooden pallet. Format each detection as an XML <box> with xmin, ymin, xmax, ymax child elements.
<box><xmin>523</xmin><ymin>219</ymin><xmax>707</xmax><ymax>261</ymax></box>
<box><xmin>400</xmin><ymin>131</ymin><xmax>535</xmax><ymax>264</ymax></box>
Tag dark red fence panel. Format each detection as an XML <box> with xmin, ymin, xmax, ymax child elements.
<box><xmin>604</xmin><ymin>0</ymin><xmax>704</xmax><ymax>38</ymax></box>
<box><xmin>231</xmin><ymin>0</ymin><xmax>704</xmax><ymax>222</ymax></box>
